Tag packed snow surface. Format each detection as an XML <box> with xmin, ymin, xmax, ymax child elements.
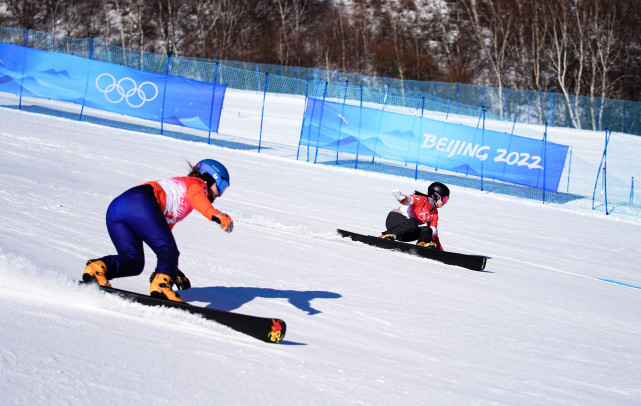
<box><xmin>1</xmin><ymin>107</ymin><xmax>640</xmax><ymax>405</ymax></box>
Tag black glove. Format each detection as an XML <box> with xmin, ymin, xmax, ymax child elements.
<box><xmin>149</xmin><ymin>269</ymin><xmax>191</xmax><ymax>290</ymax></box>
<box><xmin>175</xmin><ymin>269</ymin><xmax>191</xmax><ymax>290</ymax></box>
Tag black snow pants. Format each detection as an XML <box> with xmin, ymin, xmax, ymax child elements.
<box><xmin>383</xmin><ymin>211</ymin><xmax>433</xmax><ymax>243</ymax></box>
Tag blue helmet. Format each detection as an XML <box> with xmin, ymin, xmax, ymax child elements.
<box><xmin>194</xmin><ymin>159</ymin><xmax>230</xmax><ymax>194</ymax></box>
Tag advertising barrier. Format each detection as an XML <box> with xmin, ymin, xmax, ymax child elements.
<box><xmin>0</xmin><ymin>42</ymin><xmax>226</xmax><ymax>132</ymax></box>
<box><xmin>300</xmin><ymin>97</ymin><xmax>569</xmax><ymax>192</ymax></box>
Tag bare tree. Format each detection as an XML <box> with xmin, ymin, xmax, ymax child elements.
<box><xmin>512</xmin><ymin>0</ymin><xmax>549</xmax><ymax>92</ymax></box>
<box><xmin>460</xmin><ymin>0</ymin><xmax>514</xmax><ymax>115</ymax></box>
<box><xmin>1</xmin><ymin>0</ymin><xmax>641</xmax><ymax>103</ymax></box>
<box><xmin>428</xmin><ymin>1</ymin><xmax>479</xmax><ymax>84</ymax></box>
<box><xmin>42</xmin><ymin>0</ymin><xmax>63</xmax><ymax>36</ymax></box>
<box><xmin>156</xmin><ymin>0</ymin><xmax>184</xmax><ymax>56</ymax></box>
<box><xmin>128</xmin><ymin>0</ymin><xmax>150</xmax><ymax>54</ymax></box>
<box><xmin>181</xmin><ymin>0</ymin><xmax>223</xmax><ymax>59</ymax></box>
<box><xmin>387</xmin><ymin>0</ymin><xmax>411</xmax><ymax>83</ymax></box>
<box><xmin>213</xmin><ymin>0</ymin><xmax>242</xmax><ymax>60</ymax></box>
<box><xmin>583</xmin><ymin>0</ymin><xmax>621</xmax><ymax>129</ymax></box>
<box><xmin>110</xmin><ymin>0</ymin><xmax>130</xmax><ymax>49</ymax></box>
<box><xmin>4</xmin><ymin>0</ymin><xmax>42</xmax><ymax>29</ymax></box>
<box><xmin>274</xmin><ymin>0</ymin><xmax>309</xmax><ymax>66</ymax></box>
<box><xmin>544</xmin><ymin>0</ymin><xmax>583</xmax><ymax>128</ymax></box>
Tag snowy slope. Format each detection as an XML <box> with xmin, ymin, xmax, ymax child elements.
<box><xmin>1</xmin><ymin>107</ymin><xmax>640</xmax><ymax>405</ymax></box>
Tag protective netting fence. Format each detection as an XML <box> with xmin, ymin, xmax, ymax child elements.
<box><xmin>1</xmin><ymin>26</ymin><xmax>639</xmax><ymax>216</ymax></box>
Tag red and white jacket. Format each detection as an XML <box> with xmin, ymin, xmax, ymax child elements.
<box><xmin>394</xmin><ymin>194</ymin><xmax>442</xmax><ymax>249</ymax></box>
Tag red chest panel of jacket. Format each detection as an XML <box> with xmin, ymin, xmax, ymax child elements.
<box><xmin>406</xmin><ymin>195</ymin><xmax>439</xmax><ymax>226</ymax></box>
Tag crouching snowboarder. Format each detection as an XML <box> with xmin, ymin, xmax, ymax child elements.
<box><xmin>380</xmin><ymin>182</ymin><xmax>450</xmax><ymax>251</ymax></box>
<box><xmin>82</xmin><ymin>159</ymin><xmax>233</xmax><ymax>302</ymax></box>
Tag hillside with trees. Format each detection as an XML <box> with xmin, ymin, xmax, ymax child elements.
<box><xmin>1</xmin><ymin>0</ymin><xmax>639</xmax><ymax>102</ymax></box>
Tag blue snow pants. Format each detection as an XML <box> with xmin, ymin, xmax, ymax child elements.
<box><xmin>99</xmin><ymin>185</ymin><xmax>179</xmax><ymax>280</ymax></box>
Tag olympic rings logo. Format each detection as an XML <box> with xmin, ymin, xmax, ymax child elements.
<box><xmin>95</xmin><ymin>73</ymin><xmax>158</xmax><ymax>108</ymax></box>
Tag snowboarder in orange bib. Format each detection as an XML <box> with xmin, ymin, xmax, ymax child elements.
<box><xmin>83</xmin><ymin>159</ymin><xmax>233</xmax><ymax>302</ymax></box>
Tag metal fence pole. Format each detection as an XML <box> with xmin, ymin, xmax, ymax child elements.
<box><xmin>79</xmin><ymin>37</ymin><xmax>94</xmax><ymax>121</ymax></box>
<box><xmin>258</xmin><ymin>73</ymin><xmax>269</xmax><ymax>153</ymax></box>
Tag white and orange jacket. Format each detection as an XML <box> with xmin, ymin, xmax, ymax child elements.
<box><xmin>144</xmin><ymin>176</ymin><xmax>221</xmax><ymax>229</ymax></box>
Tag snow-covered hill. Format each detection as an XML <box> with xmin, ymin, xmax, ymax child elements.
<box><xmin>1</xmin><ymin>107</ymin><xmax>640</xmax><ymax>405</ymax></box>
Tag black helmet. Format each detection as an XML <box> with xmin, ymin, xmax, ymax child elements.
<box><xmin>427</xmin><ymin>182</ymin><xmax>450</xmax><ymax>202</ymax></box>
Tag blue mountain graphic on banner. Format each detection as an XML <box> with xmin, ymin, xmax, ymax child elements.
<box><xmin>39</xmin><ymin>69</ymin><xmax>74</xmax><ymax>80</ymax></box>
<box><xmin>0</xmin><ymin>42</ymin><xmax>227</xmax><ymax>133</ymax></box>
<box><xmin>0</xmin><ymin>74</ymin><xmax>14</xmax><ymax>85</ymax></box>
<box><xmin>300</xmin><ymin>97</ymin><xmax>569</xmax><ymax>191</ymax></box>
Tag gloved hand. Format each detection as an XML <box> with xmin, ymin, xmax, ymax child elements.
<box><xmin>175</xmin><ymin>269</ymin><xmax>191</xmax><ymax>290</ymax></box>
<box><xmin>149</xmin><ymin>270</ymin><xmax>190</xmax><ymax>290</ymax></box>
<box><xmin>392</xmin><ymin>189</ymin><xmax>405</xmax><ymax>202</ymax></box>
<box><xmin>213</xmin><ymin>212</ymin><xmax>233</xmax><ymax>232</ymax></box>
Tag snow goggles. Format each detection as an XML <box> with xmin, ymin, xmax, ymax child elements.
<box><xmin>201</xmin><ymin>172</ymin><xmax>229</xmax><ymax>194</ymax></box>
<box><xmin>216</xmin><ymin>177</ymin><xmax>229</xmax><ymax>194</ymax></box>
<box><xmin>434</xmin><ymin>192</ymin><xmax>449</xmax><ymax>204</ymax></box>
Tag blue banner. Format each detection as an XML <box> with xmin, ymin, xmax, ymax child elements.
<box><xmin>0</xmin><ymin>43</ymin><xmax>225</xmax><ymax>132</ymax></box>
<box><xmin>300</xmin><ymin>97</ymin><xmax>569</xmax><ymax>191</ymax></box>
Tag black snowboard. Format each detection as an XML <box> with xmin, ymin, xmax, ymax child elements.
<box><xmin>85</xmin><ymin>284</ymin><xmax>286</xmax><ymax>343</ymax></box>
<box><xmin>337</xmin><ymin>229</ymin><xmax>488</xmax><ymax>271</ymax></box>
